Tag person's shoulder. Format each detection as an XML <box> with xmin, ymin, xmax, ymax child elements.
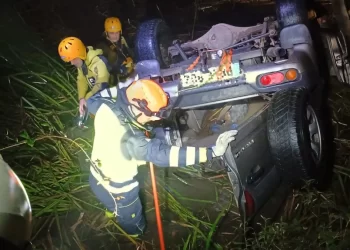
<box><xmin>96</xmin><ymin>36</ymin><xmax>110</xmax><ymax>47</ymax></box>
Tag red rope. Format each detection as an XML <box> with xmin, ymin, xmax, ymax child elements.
<box><xmin>186</xmin><ymin>55</ymin><xmax>200</xmax><ymax>71</ymax></box>
<box><xmin>149</xmin><ymin>162</ymin><xmax>166</xmax><ymax>250</ymax></box>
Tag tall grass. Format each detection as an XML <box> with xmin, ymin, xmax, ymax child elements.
<box><xmin>0</xmin><ymin>44</ymin><xmax>109</xmax><ymax>249</ymax></box>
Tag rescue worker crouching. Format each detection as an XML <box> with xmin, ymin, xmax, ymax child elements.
<box><xmin>96</xmin><ymin>17</ymin><xmax>134</xmax><ymax>85</ymax></box>
<box><xmin>58</xmin><ymin>37</ymin><xmax>112</xmax><ymax>116</ymax></box>
<box><xmin>87</xmin><ymin>79</ymin><xmax>238</xmax><ymax>236</ymax></box>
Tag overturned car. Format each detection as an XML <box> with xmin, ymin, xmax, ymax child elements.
<box><xmin>133</xmin><ymin>9</ymin><xmax>333</xmax><ymax>221</ymax></box>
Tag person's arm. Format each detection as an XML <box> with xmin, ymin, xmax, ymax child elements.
<box><xmin>95</xmin><ymin>41</ymin><xmax>108</xmax><ymax>57</ymax></box>
<box><xmin>77</xmin><ymin>69</ymin><xmax>88</xmax><ymax>100</ymax></box>
<box><xmin>125</xmin><ymin>128</ymin><xmax>237</xmax><ymax>167</ymax></box>
<box><xmin>125</xmin><ymin>133</ymin><xmax>213</xmax><ymax>167</ymax></box>
<box><xmin>91</xmin><ymin>99</ymin><xmax>236</xmax><ymax>167</ymax></box>
<box><xmin>85</xmin><ymin>59</ymin><xmax>110</xmax><ymax>99</ymax></box>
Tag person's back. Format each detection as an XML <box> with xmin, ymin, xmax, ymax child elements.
<box><xmin>76</xmin><ymin>46</ymin><xmax>111</xmax><ymax>100</ymax></box>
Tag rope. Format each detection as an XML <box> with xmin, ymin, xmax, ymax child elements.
<box><xmin>149</xmin><ymin>162</ymin><xmax>166</xmax><ymax>250</ymax></box>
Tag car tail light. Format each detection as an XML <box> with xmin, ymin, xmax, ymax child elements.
<box><xmin>285</xmin><ymin>69</ymin><xmax>298</xmax><ymax>81</ymax></box>
<box><xmin>260</xmin><ymin>72</ymin><xmax>284</xmax><ymax>86</ymax></box>
<box><xmin>259</xmin><ymin>69</ymin><xmax>299</xmax><ymax>86</ymax></box>
<box><xmin>244</xmin><ymin>190</ymin><xmax>255</xmax><ymax>217</ymax></box>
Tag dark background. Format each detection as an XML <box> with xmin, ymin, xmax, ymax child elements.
<box><xmin>11</xmin><ymin>0</ymin><xmax>281</xmax><ymax>48</ymax></box>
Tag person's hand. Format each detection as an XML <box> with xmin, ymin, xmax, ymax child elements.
<box><xmin>123</xmin><ymin>57</ymin><xmax>133</xmax><ymax>68</ymax></box>
<box><xmin>121</xmin><ymin>57</ymin><xmax>134</xmax><ymax>74</ymax></box>
<box><xmin>79</xmin><ymin>98</ymin><xmax>87</xmax><ymax>116</ymax></box>
<box><xmin>212</xmin><ymin>130</ymin><xmax>238</xmax><ymax>157</ymax></box>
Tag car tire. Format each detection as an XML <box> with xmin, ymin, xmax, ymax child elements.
<box><xmin>267</xmin><ymin>88</ymin><xmax>327</xmax><ymax>187</ymax></box>
<box><xmin>275</xmin><ymin>0</ymin><xmax>308</xmax><ymax>28</ymax></box>
<box><xmin>134</xmin><ymin>19</ymin><xmax>173</xmax><ymax>68</ymax></box>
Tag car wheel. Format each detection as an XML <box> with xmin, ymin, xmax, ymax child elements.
<box><xmin>267</xmin><ymin>88</ymin><xmax>327</xmax><ymax>187</ymax></box>
<box><xmin>134</xmin><ymin>19</ymin><xmax>173</xmax><ymax>68</ymax></box>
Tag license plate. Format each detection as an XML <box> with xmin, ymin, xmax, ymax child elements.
<box><xmin>180</xmin><ymin>62</ymin><xmax>241</xmax><ymax>89</ymax></box>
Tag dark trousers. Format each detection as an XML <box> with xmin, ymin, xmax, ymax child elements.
<box><xmin>89</xmin><ymin>174</ymin><xmax>146</xmax><ymax>235</ymax></box>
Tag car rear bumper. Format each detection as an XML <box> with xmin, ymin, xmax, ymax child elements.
<box><xmin>163</xmin><ymin>44</ymin><xmax>321</xmax><ymax>110</ymax></box>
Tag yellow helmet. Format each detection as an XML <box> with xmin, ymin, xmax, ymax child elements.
<box><xmin>58</xmin><ymin>37</ymin><xmax>87</xmax><ymax>62</ymax></box>
<box><xmin>104</xmin><ymin>17</ymin><xmax>122</xmax><ymax>33</ymax></box>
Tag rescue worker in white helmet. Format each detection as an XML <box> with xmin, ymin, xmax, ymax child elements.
<box><xmin>96</xmin><ymin>17</ymin><xmax>134</xmax><ymax>85</ymax></box>
<box><xmin>86</xmin><ymin>79</ymin><xmax>238</xmax><ymax>236</ymax></box>
<box><xmin>58</xmin><ymin>37</ymin><xmax>112</xmax><ymax>116</ymax></box>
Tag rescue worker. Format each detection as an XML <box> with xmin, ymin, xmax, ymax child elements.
<box><xmin>58</xmin><ymin>37</ymin><xmax>111</xmax><ymax>116</ymax></box>
<box><xmin>87</xmin><ymin>79</ymin><xmax>238</xmax><ymax>236</ymax></box>
<box><xmin>96</xmin><ymin>17</ymin><xmax>134</xmax><ymax>84</ymax></box>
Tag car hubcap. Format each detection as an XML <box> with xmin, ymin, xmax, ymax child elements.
<box><xmin>306</xmin><ymin>105</ymin><xmax>322</xmax><ymax>165</ymax></box>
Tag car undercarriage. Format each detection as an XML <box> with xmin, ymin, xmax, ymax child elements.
<box><xmin>132</xmin><ymin>4</ymin><xmax>333</xmax><ymax>220</ymax></box>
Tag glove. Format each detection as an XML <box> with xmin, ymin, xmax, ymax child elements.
<box><xmin>79</xmin><ymin>98</ymin><xmax>87</xmax><ymax>116</ymax></box>
<box><xmin>122</xmin><ymin>57</ymin><xmax>134</xmax><ymax>74</ymax></box>
<box><xmin>123</xmin><ymin>57</ymin><xmax>133</xmax><ymax>68</ymax></box>
<box><xmin>211</xmin><ymin>130</ymin><xmax>238</xmax><ymax>157</ymax></box>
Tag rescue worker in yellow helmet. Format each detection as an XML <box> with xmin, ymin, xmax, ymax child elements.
<box><xmin>58</xmin><ymin>37</ymin><xmax>111</xmax><ymax>116</ymax></box>
<box><xmin>96</xmin><ymin>17</ymin><xmax>134</xmax><ymax>84</ymax></box>
<box><xmin>87</xmin><ymin>79</ymin><xmax>238</xmax><ymax>236</ymax></box>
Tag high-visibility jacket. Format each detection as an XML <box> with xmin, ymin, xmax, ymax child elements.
<box><xmin>76</xmin><ymin>46</ymin><xmax>111</xmax><ymax>100</ymax></box>
<box><xmin>89</xmin><ymin>87</ymin><xmax>214</xmax><ymax>194</ymax></box>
